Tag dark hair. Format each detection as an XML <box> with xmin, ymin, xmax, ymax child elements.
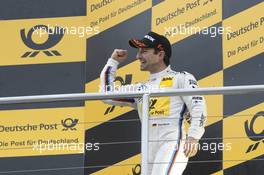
<box><xmin>154</xmin><ymin>48</ymin><xmax>170</xmax><ymax>66</ymax></box>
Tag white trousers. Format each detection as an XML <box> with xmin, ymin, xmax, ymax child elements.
<box><xmin>148</xmin><ymin>136</ymin><xmax>188</xmax><ymax>175</ymax></box>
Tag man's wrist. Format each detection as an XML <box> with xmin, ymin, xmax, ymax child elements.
<box><xmin>107</xmin><ymin>58</ymin><xmax>120</xmax><ymax>67</ymax></box>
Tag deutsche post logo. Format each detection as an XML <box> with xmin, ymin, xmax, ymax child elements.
<box><xmin>129</xmin><ymin>164</ymin><xmax>141</xmax><ymax>175</ymax></box>
<box><xmin>104</xmin><ymin>74</ymin><xmax>132</xmax><ymax>115</ymax></box>
<box><xmin>20</xmin><ymin>25</ymin><xmax>64</xmax><ymax>58</ymax></box>
<box><xmin>244</xmin><ymin>111</ymin><xmax>264</xmax><ymax>153</ymax></box>
<box><xmin>114</xmin><ymin>74</ymin><xmax>132</xmax><ymax>86</ymax></box>
<box><xmin>61</xmin><ymin>118</ymin><xmax>78</xmax><ymax>131</ymax></box>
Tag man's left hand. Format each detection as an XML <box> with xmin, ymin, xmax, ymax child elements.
<box><xmin>184</xmin><ymin>137</ymin><xmax>199</xmax><ymax>158</ymax></box>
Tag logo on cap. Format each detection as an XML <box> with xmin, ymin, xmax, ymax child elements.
<box><xmin>144</xmin><ymin>35</ymin><xmax>155</xmax><ymax>42</ymax></box>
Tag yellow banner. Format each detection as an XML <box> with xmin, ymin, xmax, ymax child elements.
<box><xmin>223</xmin><ymin>2</ymin><xmax>264</xmax><ymax>69</ymax></box>
<box><xmin>86</xmin><ymin>0</ymin><xmax>151</xmax><ymax>37</ymax></box>
<box><xmin>0</xmin><ymin>107</ymin><xmax>84</xmax><ymax>157</ymax></box>
<box><xmin>0</xmin><ymin>17</ymin><xmax>88</xmax><ymax>66</ymax></box>
<box><xmin>152</xmin><ymin>0</ymin><xmax>222</xmax><ymax>44</ymax></box>
<box><xmin>223</xmin><ymin>103</ymin><xmax>264</xmax><ymax>169</ymax></box>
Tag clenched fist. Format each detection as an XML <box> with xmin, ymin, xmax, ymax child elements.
<box><xmin>111</xmin><ymin>49</ymin><xmax>128</xmax><ymax>63</ymax></box>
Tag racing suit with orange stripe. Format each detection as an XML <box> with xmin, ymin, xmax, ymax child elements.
<box><xmin>100</xmin><ymin>58</ymin><xmax>207</xmax><ymax>175</ymax></box>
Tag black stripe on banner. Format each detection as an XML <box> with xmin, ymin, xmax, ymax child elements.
<box><xmin>224</xmin><ymin>52</ymin><xmax>264</xmax><ymax>116</ymax></box>
<box><xmin>223</xmin><ymin>0</ymin><xmax>263</xmax><ymax>19</ymax></box>
<box><xmin>0</xmin><ymin>0</ymin><xmax>86</xmax><ymax>20</ymax></box>
<box><xmin>171</xmin><ymin>22</ymin><xmax>223</xmax><ymax>81</ymax></box>
<box><xmin>224</xmin><ymin>154</ymin><xmax>264</xmax><ymax>175</ymax></box>
<box><xmin>0</xmin><ymin>154</ymin><xmax>84</xmax><ymax>175</ymax></box>
<box><xmin>86</xmin><ymin>9</ymin><xmax>151</xmax><ymax>83</ymax></box>
<box><xmin>152</xmin><ymin>0</ymin><xmax>165</xmax><ymax>7</ymax></box>
<box><xmin>0</xmin><ymin>62</ymin><xmax>85</xmax><ymax>110</ymax></box>
<box><xmin>84</xmin><ymin>110</ymin><xmax>140</xmax><ymax>174</ymax></box>
<box><xmin>184</xmin><ymin>120</ymin><xmax>223</xmax><ymax>175</ymax></box>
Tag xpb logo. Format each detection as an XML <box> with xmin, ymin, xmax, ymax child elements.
<box><xmin>61</xmin><ymin>118</ymin><xmax>78</xmax><ymax>131</ymax></box>
<box><xmin>20</xmin><ymin>25</ymin><xmax>64</xmax><ymax>58</ymax></box>
<box><xmin>244</xmin><ymin>111</ymin><xmax>264</xmax><ymax>153</ymax></box>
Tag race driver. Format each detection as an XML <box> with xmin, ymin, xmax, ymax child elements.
<box><xmin>99</xmin><ymin>31</ymin><xmax>207</xmax><ymax>175</ymax></box>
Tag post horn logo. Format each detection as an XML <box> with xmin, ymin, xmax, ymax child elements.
<box><xmin>244</xmin><ymin>111</ymin><xmax>264</xmax><ymax>153</ymax></box>
<box><xmin>104</xmin><ymin>74</ymin><xmax>132</xmax><ymax>115</ymax></box>
<box><xmin>20</xmin><ymin>25</ymin><xmax>64</xmax><ymax>58</ymax></box>
<box><xmin>129</xmin><ymin>164</ymin><xmax>141</xmax><ymax>175</ymax></box>
<box><xmin>61</xmin><ymin>118</ymin><xmax>79</xmax><ymax>131</ymax></box>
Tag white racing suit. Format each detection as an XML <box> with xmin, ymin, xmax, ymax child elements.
<box><xmin>100</xmin><ymin>58</ymin><xmax>207</xmax><ymax>175</ymax></box>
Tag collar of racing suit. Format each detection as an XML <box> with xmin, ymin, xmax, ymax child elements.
<box><xmin>150</xmin><ymin>65</ymin><xmax>172</xmax><ymax>80</ymax></box>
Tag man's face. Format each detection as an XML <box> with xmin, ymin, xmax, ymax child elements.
<box><xmin>136</xmin><ymin>48</ymin><xmax>160</xmax><ymax>71</ymax></box>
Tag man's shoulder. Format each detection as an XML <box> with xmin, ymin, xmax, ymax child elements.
<box><xmin>166</xmin><ymin>68</ymin><xmax>192</xmax><ymax>78</ymax></box>
<box><xmin>177</xmin><ymin>71</ymin><xmax>196</xmax><ymax>78</ymax></box>
<box><xmin>166</xmin><ymin>67</ymin><xmax>179</xmax><ymax>76</ymax></box>
<box><xmin>168</xmin><ymin>69</ymin><xmax>198</xmax><ymax>86</ymax></box>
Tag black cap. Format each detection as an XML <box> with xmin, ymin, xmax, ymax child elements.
<box><xmin>129</xmin><ymin>31</ymin><xmax>172</xmax><ymax>58</ymax></box>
